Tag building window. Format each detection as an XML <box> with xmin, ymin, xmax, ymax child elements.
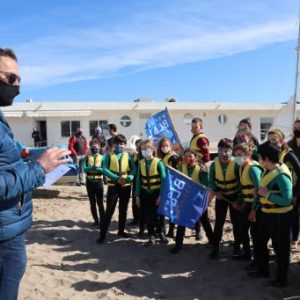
<box><xmin>218</xmin><ymin>114</ymin><xmax>228</xmax><ymax>125</ymax></box>
<box><xmin>120</xmin><ymin>115</ymin><xmax>132</xmax><ymax>127</ymax></box>
<box><xmin>183</xmin><ymin>113</ymin><xmax>193</xmax><ymax>125</ymax></box>
<box><xmin>89</xmin><ymin>120</ymin><xmax>108</xmax><ymax>136</ymax></box>
<box><xmin>61</xmin><ymin>120</ymin><xmax>81</xmax><ymax>137</ymax></box>
<box><xmin>260</xmin><ymin>117</ymin><xmax>273</xmax><ymax>141</ymax></box>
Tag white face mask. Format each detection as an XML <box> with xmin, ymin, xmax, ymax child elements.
<box><xmin>161</xmin><ymin>146</ymin><xmax>170</xmax><ymax>154</ymax></box>
<box><xmin>141</xmin><ymin>149</ymin><xmax>151</xmax><ymax>159</ymax></box>
<box><xmin>235</xmin><ymin>156</ymin><xmax>246</xmax><ymax>166</ymax></box>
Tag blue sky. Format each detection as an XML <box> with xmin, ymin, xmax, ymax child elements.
<box><xmin>1</xmin><ymin>0</ymin><xmax>299</xmax><ymax>103</ymax></box>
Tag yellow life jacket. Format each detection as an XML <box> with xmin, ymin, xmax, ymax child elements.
<box><xmin>140</xmin><ymin>158</ymin><xmax>161</xmax><ymax>190</ymax></box>
<box><xmin>107</xmin><ymin>152</ymin><xmax>131</xmax><ymax>186</ymax></box>
<box><xmin>215</xmin><ymin>157</ymin><xmax>239</xmax><ymax>195</ymax></box>
<box><xmin>189</xmin><ymin>133</ymin><xmax>209</xmax><ymax>161</ymax></box>
<box><xmin>181</xmin><ymin>163</ymin><xmax>200</xmax><ymax>183</ymax></box>
<box><xmin>279</xmin><ymin>148</ymin><xmax>298</xmax><ymax>186</ymax></box>
<box><xmin>162</xmin><ymin>152</ymin><xmax>174</xmax><ymax>166</ymax></box>
<box><xmin>86</xmin><ymin>154</ymin><xmax>103</xmax><ymax>180</ymax></box>
<box><xmin>260</xmin><ymin>165</ymin><xmax>293</xmax><ymax>214</ymax></box>
<box><xmin>239</xmin><ymin>161</ymin><xmax>261</xmax><ymax>203</ymax></box>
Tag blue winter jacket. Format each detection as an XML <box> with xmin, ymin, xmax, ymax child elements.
<box><xmin>0</xmin><ymin>111</ymin><xmax>45</xmax><ymax>241</ymax></box>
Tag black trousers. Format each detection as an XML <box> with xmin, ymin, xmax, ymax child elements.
<box><xmin>256</xmin><ymin>210</ymin><xmax>292</xmax><ymax>283</ymax></box>
<box><xmin>86</xmin><ymin>179</ymin><xmax>104</xmax><ymax>227</ymax></box>
<box><xmin>140</xmin><ymin>189</ymin><xmax>163</xmax><ymax>237</ymax></box>
<box><xmin>239</xmin><ymin>203</ymin><xmax>259</xmax><ymax>258</ymax></box>
<box><xmin>292</xmin><ymin>204</ymin><xmax>299</xmax><ymax>242</ymax></box>
<box><xmin>100</xmin><ymin>184</ymin><xmax>131</xmax><ymax>239</ymax></box>
<box><xmin>212</xmin><ymin>194</ymin><xmax>240</xmax><ymax>250</ymax></box>
<box><xmin>175</xmin><ymin>210</ymin><xmax>213</xmax><ymax>247</ymax></box>
<box><xmin>131</xmin><ymin>181</ymin><xmax>139</xmax><ymax>223</ymax></box>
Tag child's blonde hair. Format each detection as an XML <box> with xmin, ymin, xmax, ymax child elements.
<box><xmin>141</xmin><ymin>139</ymin><xmax>155</xmax><ymax>150</ymax></box>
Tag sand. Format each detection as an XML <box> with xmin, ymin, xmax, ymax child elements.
<box><xmin>19</xmin><ymin>185</ymin><xmax>300</xmax><ymax>300</ymax></box>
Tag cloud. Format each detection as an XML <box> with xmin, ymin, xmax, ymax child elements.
<box><xmin>15</xmin><ymin>1</ymin><xmax>298</xmax><ymax>88</ymax></box>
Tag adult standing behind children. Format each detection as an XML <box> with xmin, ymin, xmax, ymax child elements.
<box><xmin>0</xmin><ymin>48</ymin><xmax>71</xmax><ymax>300</ymax></box>
<box><xmin>92</xmin><ymin>126</ymin><xmax>107</xmax><ymax>154</ymax></box>
<box><xmin>233</xmin><ymin>118</ymin><xmax>259</xmax><ymax>148</ymax></box>
<box><xmin>189</xmin><ymin>118</ymin><xmax>210</xmax><ymax>164</ymax></box>
<box><xmin>97</xmin><ymin>134</ymin><xmax>136</xmax><ymax>244</ymax></box>
<box><xmin>106</xmin><ymin>123</ymin><xmax>118</xmax><ymax>152</ymax></box>
<box><xmin>68</xmin><ymin>128</ymin><xmax>88</xmax><ymax>185</ymax></box>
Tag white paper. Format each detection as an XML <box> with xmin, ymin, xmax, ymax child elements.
<box><xmin>43</xmin><ymin>164</ymin><xmax>71</xmax><ymax>187</ymax></box>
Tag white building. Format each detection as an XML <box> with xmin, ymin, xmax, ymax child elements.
<box><xmin>2</xmin><ymin>99</ymin><xmax>297</xmax><ymax>150</ymax></box>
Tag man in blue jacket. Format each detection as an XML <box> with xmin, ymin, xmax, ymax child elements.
<box><xmin>0</xmin><ymin>48</ymin><xmax>71</xmax><ymax>300</ymax></box>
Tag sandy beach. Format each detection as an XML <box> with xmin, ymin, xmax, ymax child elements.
<box><xmin>19</xmin><ymin>185</ymin><xmax>300</xmax><ymax>300</ymax></box>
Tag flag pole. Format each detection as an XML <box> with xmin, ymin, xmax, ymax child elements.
<box><xmin>293</xmin><ymin>14</ymin><xmax>300</xmax><ymax>120</ymax></box>
<box><xmin>165</xmin><ymin>107</ymin><xmax>184</xmax><ymax>153</ymax></box>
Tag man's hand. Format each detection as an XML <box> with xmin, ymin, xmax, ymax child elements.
<box><xmin>37</xmin><ymin>148</ymin><xmax>72</xmax><ymax>174</ymax></box>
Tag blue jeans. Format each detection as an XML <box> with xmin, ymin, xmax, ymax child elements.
<box><xmin>0</xmin><ymin>234</ymin><xmax>27</xmax><ymax>300</ymax></box>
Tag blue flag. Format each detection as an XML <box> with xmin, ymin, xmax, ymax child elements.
<box><xmin>158</xmin><ymin>166</ymin><xmax>210</xmax><ymax>228</ymax></box>
<box><xmin>145</xmin><ymin>109</ymin><xmax>180</xmax><ymax>147</ymax></box>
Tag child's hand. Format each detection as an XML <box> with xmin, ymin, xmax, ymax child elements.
<box><xmin>156</xmin><ymin>196</ymin><xmax>161</xmax><ymax>206</ymax></box>
<box><xmin>118</xmin><ymin>177</ymin><xmax>126</xmax><ymax>186</ymax></box>
<box><xmin>248</xmin><ymin>210</ymin><xmax>256</xmax><ymax>222</ymax></box>
<box><xmin>136</xmin><ymin>197</ymin><xmax>141</xmax><ymax>208</ymax></box>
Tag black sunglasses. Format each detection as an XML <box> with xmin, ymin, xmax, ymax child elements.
<box><xmin>0</xmin><ymin>71</ymin><xmax>21</xmax><ymax>85</ymax></box>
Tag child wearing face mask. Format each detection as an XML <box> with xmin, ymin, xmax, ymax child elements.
<box><xmin>157</xmin><ymin>137</ymin><xmax>178</xmax><ymax>168</ymax></box>
<box><xmin>157</xmin><ymin>137</ymin><xmax>178</xmax><ymax>238</ymax></box>
<box><xmin>135</xmin><ymin>139</ymin><xmax>168</xmax><ymax>245</ymax></box>
<box><xmin>208</xmin><ymin>138</ymin><xmax>241</xmax><ymax>259</ymax></box>
<box><xmin>232</xmin><ymin>143</ymin><xmax>263</xmax><ymax>265</ymax></box>
<box><xmin>83</xmin><ymin>139</ymin><xmax>105</xmax><ymax>227</ymax></box>
<box><xmin>268</xmin><ymin>128</ymin><xmax>300</xmax><ymax>248</ymax></box>
<box><xmin>170</xmin><ymin>149</ymin><xmax>213</xmax><ymax>254</ymax></box>
<box><xmin>97</xmin><ymin>134</ymin><xmax>136</xmax><ymax>244</ymax></box>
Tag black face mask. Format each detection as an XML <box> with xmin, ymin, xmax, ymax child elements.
<box><xmin>294</xmin><ymin>129</ymin><xmax>300</xmax><ymax>138</ymax></box>
<box><xmin>0</xmin><ymin>81</ymin><xmax>20</xmax><ymax>106</ymax></box>
<box><xmin>91</xmin><ymin>147</ymin><xmax>99</xmax><ymax>155</ymax></box>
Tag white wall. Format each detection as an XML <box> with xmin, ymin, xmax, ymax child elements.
<box><xmin>5</xmin><ymin>108</ymin><xmax>283</xmax><ymax>150</ymax></box>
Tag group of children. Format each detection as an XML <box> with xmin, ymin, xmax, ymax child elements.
<box><xmin>81</xmin><ymin>117</ymin><xmax>300</xmax><ymax>288</ymax></box>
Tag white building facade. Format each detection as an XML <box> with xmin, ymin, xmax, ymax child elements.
<box><xmin>2</xmin><ymin>100</ymin><xmax>296</xmax><ymax>150</ymax></box>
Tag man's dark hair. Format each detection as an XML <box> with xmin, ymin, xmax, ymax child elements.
<box><xmin>258</xmin><ymin>141</ymin><xmax>280</xmax><ymax>164</ymax></box>
<box><xmin>217</xmin><ymin>138</ymin><xmax>233</xmax><ymax>149</ymax></box>
<box><xmin>0</xmin><ymin>48</ymin><xmax>18</xmax><ymax>62</ymax></box>
<box><xmin>114</xmin><ymin>134</ymin><xmax>127</xmax><ymax>144</ymax></box>
<box><xmin>239</xmin><ymin>118</ymin><xmax>252</xmax><ymax>130</ymax></box>
<box><xmin>108</xmin><ymin>124</ymin><xmax>117</xmax><ymax>132</ymax></box>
